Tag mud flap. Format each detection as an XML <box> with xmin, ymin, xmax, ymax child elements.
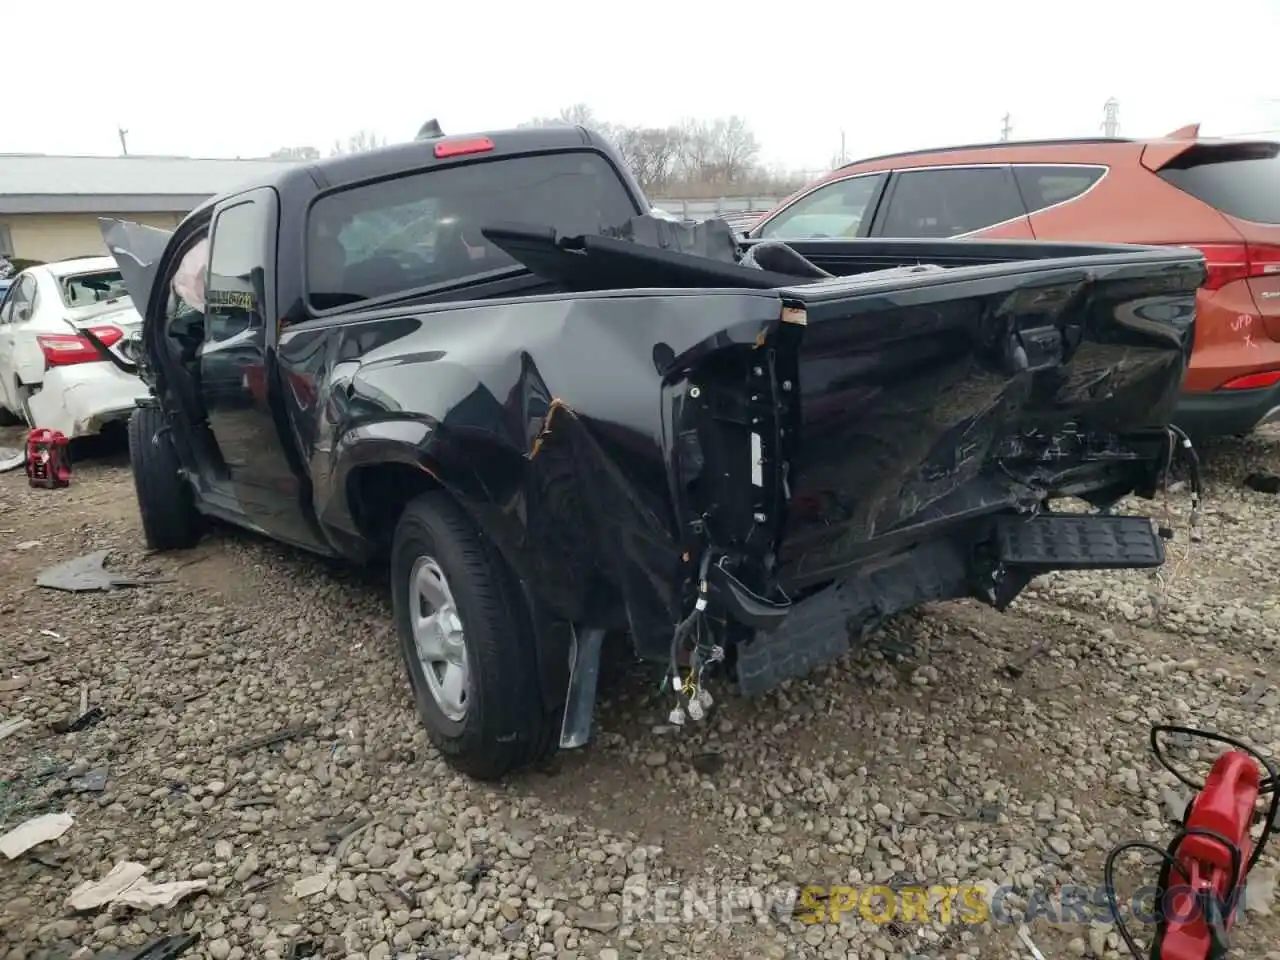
<box><xmin>994</xmin><ymin>513</ymin><xmax>1165</xmax><ymax>569</ymax></box>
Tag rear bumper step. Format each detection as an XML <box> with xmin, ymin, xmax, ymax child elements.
<box><xmin>995</xmin><ymin>513</ymin><xmax>1165</xmax><ymax>569</ymax></box>
<box><xmin>733</xmin><ymin>513</ymin><xmax>1165</xmax><ymax>698</ymax></box>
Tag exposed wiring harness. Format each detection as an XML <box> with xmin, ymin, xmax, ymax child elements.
<box><xmin>1156</xmin><ymin>424</ymin><xmax>1205</xmax><ymax>592</ymax></box>
<box><xmin>663</xmin><ymin>550</ymin><xmax>726</xmax><ymax>724</ymax></box>
<box><xmin>1104</xmin><ymin>726</ymin><xmax>1278</xmax><ymax>960</ymax></box>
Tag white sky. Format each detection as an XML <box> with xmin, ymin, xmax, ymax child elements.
<box><xmin>6</xmin><ymin>0</ymin><xmax>1279</xmax><ymax>174</ymax></box>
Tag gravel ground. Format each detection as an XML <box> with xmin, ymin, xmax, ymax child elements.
<box><xmin>1</xmin><ymin>425</ymin><xmax>1279</xmax><ymax>960</ymax></box>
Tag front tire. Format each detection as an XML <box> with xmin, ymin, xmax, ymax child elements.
<box><xmin>392</xmin><ymin>492</ymin><xmax>556</xmax><ymax>780</ymax></box>
<box><xmin>127</xmin><ymin>405</ymin><xmax>202</xmax><ymax>551</ymax></box>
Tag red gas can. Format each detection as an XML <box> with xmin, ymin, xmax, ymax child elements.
<box><xmin>25</xmin><ymin>428</ymin><xmax>72</xmax><ymax>489</ymax></box>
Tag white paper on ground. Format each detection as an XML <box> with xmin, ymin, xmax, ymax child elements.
<box><xmin>66</xmin><ymin>860</ymin><xmax>209</xmax><ymax>911</ymax></box>
<box><xmin>0</xmin><ymin>812</ymin><xmax>74</xmax><ymax>859</ymax></box>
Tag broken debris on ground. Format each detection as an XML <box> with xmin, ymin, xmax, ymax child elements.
<box><xmin>36</xmin><ymin>549</ymin><xmax>172</xmax><ymax>592</ymax></box>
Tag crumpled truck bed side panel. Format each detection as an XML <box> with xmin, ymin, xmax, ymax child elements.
<box><xmin>286</xmin><ymin>289</ymin><xmax>785</xmax><ymax>645</ymax></box>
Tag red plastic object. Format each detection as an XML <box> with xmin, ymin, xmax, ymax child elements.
<box><xmin>25</xmin><ymin>428</ymin><xmax>72</xmax><ymax>489</ymax></box>
<box><xmin>1156</xmin><ymin>751</ymin><xmax>1259</xmax><ymax>960</ymax></box>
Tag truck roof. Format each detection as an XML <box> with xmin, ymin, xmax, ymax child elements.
<box><xmin>194</xmin><ymin>125</ymin><xmax>622</xmax><ymax>217</ymax></box>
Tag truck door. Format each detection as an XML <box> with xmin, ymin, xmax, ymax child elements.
<box><xmin>200</xmin><ymin>188</ymin><xmax>330</xmax><ymax>552</ymax></box>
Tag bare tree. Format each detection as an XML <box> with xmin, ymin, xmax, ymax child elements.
<box><xmin>519</xmin><ymin>105</ymin><xmax>806</xmax><ymax>198</ymax></box>
<box><xmin>330</xmin><ymin>130</ymin><xmax>388</xmax><ymax>156</ymax></box>
<box><xmin>270</xmin><ymin>146</ymin><xmax>321</xmax><ymax>161</ymax></box>
<box><xmin>520</xmin><ymin>103</ymin><xmax>602</xmax><ymax>131</ymax></box>
<box><xmin>612</xmin><ymin>126</ymin><xmax>682</xmax><ymax>192</ymax></box>
<box><xmin>709</xmin><ymin>115</ymin><xmax>760</xmax><ymax>183</ymax></box>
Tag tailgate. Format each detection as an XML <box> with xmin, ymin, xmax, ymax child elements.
<box><xmin>766</xmin><ymin>247</ymin><xmax>1203</xmax><ymax>584</ymax></box>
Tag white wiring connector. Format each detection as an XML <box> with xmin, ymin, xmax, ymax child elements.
<box><xmin>668</xmin><ymin>706</ymin><xmax>686</xmax><ymax>726</ymax></box>
<box><xmin>687</xmin><ymin>697</ymin><xmax>705</xmax><ymax>722</ymax></box>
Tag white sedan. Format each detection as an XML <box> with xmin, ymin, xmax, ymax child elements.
<box><xmin>0</xmin><ymin>257</ymin><xmax>148</xmax><ymax>437</ymax></box>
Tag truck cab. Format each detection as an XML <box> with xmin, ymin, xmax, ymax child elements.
<box><xmin>107</xmin><ymin>126</ymin><xmax>651</xmax><ymax>555</ymax></box>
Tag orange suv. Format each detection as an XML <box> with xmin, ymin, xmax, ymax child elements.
<box><xmin>747</xmin><ymin>125</ymin><xmax>1280</xmax><ymax>439</ymax></box>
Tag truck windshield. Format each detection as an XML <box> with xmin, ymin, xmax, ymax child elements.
<box><xmin>306</xmin><ymin>150</ymin><xmax>640</xmax><ymax>309</ymax></box>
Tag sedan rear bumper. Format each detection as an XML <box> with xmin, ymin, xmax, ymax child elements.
<box><xmin>1172</xmin><ymin>383</ymin><xmax>1280</xmax><ymax>440</ymax></box>
<box><xmin>26</xmin><ymin>362</ymin><xmax>148</xmax><ymax>438</ymax></box>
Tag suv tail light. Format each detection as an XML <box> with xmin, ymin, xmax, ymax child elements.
<box><xmin>1221</xmin><ymin>369</ymin><xmax>1280</xmax><ymax>390</ymax></box>
<box><xmin>36</xmin><ymin>325</ymin><xmax>123</xmax><ymax>367</ymax></box>
<box><xmin>1180</xmin><ymin>242</ymin><xmax>1280</xmax><ymax>291</ymax></box>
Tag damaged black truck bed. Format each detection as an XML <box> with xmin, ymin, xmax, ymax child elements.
<box><xmin>101</xmin><ymin>124</ymin><xmax>1205</xmax><ymax>780</ymax></box>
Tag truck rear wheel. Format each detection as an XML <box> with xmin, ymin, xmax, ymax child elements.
<box><xmin>127</xmin><ymin>406</ymin><xmax>202</xmax><ymax>551</ymax></box>
<box><xmin>391</xmin><ymin>491</ymin><xmax>556</xmax><ymax>780</ymax></box>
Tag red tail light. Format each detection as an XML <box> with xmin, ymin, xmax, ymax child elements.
<box><xmin>434</xmin><ymin>137</ymin><xmax>494</xmax><ymax>159</ymax></box>
<box><xmin>36</xmin><ymin>325</ymin><xmax>123</xmax><ymax>367</ymax></box>
<box><xmin>1221</xmin><ymin>369</ymin><xmax>1280</xmax><ymax>390</ymax></box>
<box><xmin>1181</xmin><ymin>242</ymin><xmax>1280</xmax><ymax>291</ymax></box>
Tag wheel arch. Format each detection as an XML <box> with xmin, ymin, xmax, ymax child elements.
<box><xmin>333</xmin><ymin>427</ymin><xmax>579</xmax><ymax>721</ymax></box>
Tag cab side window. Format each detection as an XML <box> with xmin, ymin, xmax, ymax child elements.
<box><xmin>757</xmin><ymin>174</ymin><xmax>886</xmax><ymax>241</ymax></box>
<box><xmin>205</xmin><ymin>195</ymin><xmax>271</xmax><ymax>344</ymax></box>
<box><xmin>877</xmin><ymin>166</ymin><xmax>1025</xmax><ymax>238</ymax></box>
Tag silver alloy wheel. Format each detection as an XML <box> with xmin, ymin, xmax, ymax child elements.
<box><xmin>409</xmin><ymin>555</ymin><xmax>469</xmax><ymax>721</ymax></box>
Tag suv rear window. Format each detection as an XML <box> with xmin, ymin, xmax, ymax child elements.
<box><xmin>1157</xmin><ymin>142</ymin><xmax>1280</xmax><ymax>224</ymax></box>
<box><xmin>306</xmin><ymin>151</ymin><xmax>640</xmax><ymax>309</ymax></box>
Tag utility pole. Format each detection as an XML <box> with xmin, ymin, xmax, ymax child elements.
<box><xmin>839</xmin><ymin>129</ymin><xmax>847</xmax><ymax>165</ymax></box>
<box><xmin>1101</xmin><ymin>98</ymin><xmax>1120</xmax><ymax>138</ymax></box>
<box><xmin>1000</xmin><ymin>113</ymin><xmax>1012</xmax><ymax>141</ymax></box>
<box><xmin>117</xmin><ymin>126</ymin><xmax>129</xmax><ymax>156</ymax></box>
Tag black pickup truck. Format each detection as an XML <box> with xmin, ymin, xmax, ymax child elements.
<box><xmin>101</xmin><ymin>125</ymin><xmax>1204</xmax><ymax>780</ymax></box>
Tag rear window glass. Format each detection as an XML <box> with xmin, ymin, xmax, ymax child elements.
<box><xmin>306</xmin><ymin>151</ymin><xmax>640</xmax><ymax>309</ymax></box>
<box><xmin>1157</xmin><ymin>143</ymin><xmax>1280</xmax><ymax>224</ymax></box>
<box><xmin>1014</xmin><ymin>165</ymin><xmax>1105</xmax><ymax>214</ymax></box>
<box><xmin>61</xmin><ymin>269</ymin><xmax>128</xmax><ymax>308</ymax></box>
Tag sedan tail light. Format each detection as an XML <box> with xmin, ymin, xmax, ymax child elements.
<box><xmin>36</xmin><ymin>325</ymin><xmax>124</xmax><ymax>367</ymax></box>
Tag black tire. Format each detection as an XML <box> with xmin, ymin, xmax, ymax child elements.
<box><xmin>127</xmin><ymin>406</ymin><xmax>202</xmax><ymax>551</ymax></box>
<box><xmin>0</xmin><ymin>404</ymin><xmax>20</xmax><ymax>427</ymax></box>
<box><xmin>392</xmin><ymin>491</ymin><xmax>557</xmax><ymax>780</ymax></box>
